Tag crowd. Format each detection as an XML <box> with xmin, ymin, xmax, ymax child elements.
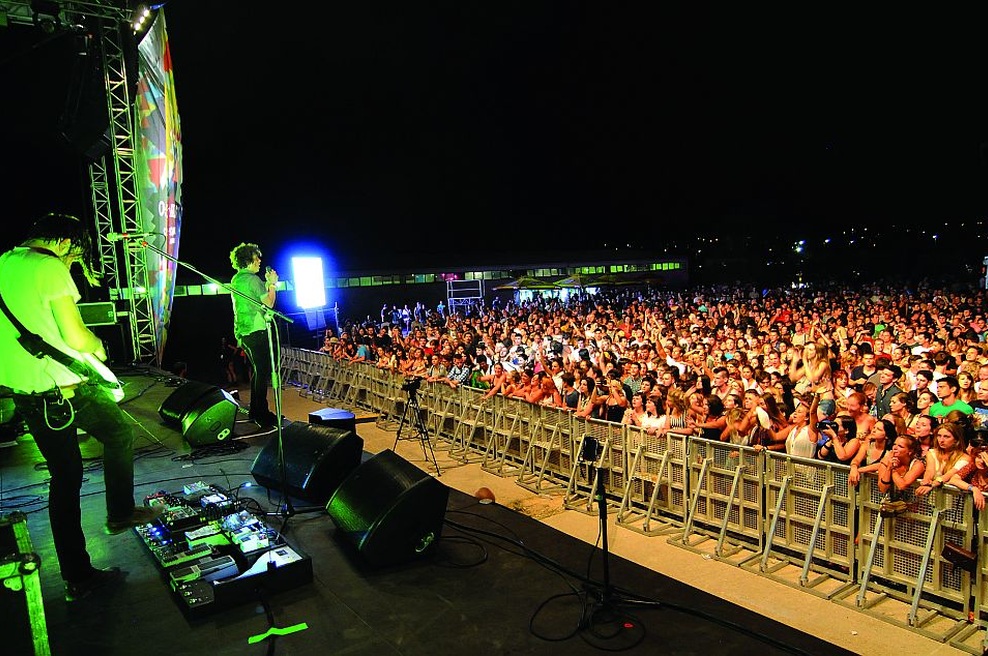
<box><xmin>318</xmin><ymin>282</ymin><xmax>988</xmax><ymax>509</ymax></box>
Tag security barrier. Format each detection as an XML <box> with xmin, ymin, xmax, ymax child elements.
<box><xmin>671</xmin><ymin>438</ymin><xmax>764</xmax><ymax>559</ymax></box>
<box><xmin>516</xmin><ymin>403</ymin><xmax>573</xmax><ymax>494</ymax></box>
<box><xmin>279</xmin><ymin>347</ymin><xmax>988</xmax><ymax>652</ymax></box>
<box><xmin>617</xmin><ymin>428</ymin><xmax>688</xmax><ymax>535</ymax></box>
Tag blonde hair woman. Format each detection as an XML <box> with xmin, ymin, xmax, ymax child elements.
<box><xmin>789</xmin><ymin>340</ymin><xmax>833</xmax><ymax>399</ymax></box>
<box><xmin>655</xmin><ymin>386</ymin><xmax>691</xmax><ymax>436</ymax></box>
<box><xmin>916</xmin><ymin>421</ymin><xmax>970</xmax><ymax>497</ymax></box>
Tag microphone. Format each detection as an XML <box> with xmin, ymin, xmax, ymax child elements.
<box><xmin>105</xmin><ymin>231</ymin><xmax>156</xmax><ymax>242</ymax></box>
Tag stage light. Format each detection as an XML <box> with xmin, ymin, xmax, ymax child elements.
<box><xmin>291</xmin><ymin>256</ymin><xmax>326</xmax><ymax>310</ymax></box>
<box><xmin>130</xmin><ymin>3</ymin><xmax>166</xmax><ymax>36</ymax></box>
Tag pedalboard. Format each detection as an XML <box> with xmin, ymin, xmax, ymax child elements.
<box><xmin>137</xmin><ymin>481</ymin><xmax>313</xmax><ymax>618</ymax></box>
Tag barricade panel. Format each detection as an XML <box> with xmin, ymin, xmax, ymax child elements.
<box><xmin>516</xmin><ymin>404</ymin><xmax>572</xmax><ymax>493</ymax></box>
<box><xmin>618</xmin><ymin>428</ymin><xmax>685</xmax><ymax>534</ymax></box>
<box><xmin>450</xmin><ymin>388</ymin><xmax>490</xmax><ymax>463</ymax></box>
<box><xmin>673</xmin><ymin>438</ymin><xmax>763</xmax><ymax>557</ymax></box>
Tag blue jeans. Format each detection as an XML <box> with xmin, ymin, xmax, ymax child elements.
<box><xmin>14</xmin><ymin>384</ymin><xmax>135</xmax><ymax>582</ymax></box>
<box><xmin>241</xmin><ymin>329</ymin><xmax>272</xmax><ymax>419</ymax></box>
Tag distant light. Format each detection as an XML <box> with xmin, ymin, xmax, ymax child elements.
<box><xmin>292</xmin><ymin>256</ymin><xmax>326</xmax><ymax>309</ymax></box>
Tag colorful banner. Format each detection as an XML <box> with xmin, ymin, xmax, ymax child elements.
<box><xmin>134</xmin><ymin>13</ymin><xmax>183</xmax><ymax>364</ymax></box>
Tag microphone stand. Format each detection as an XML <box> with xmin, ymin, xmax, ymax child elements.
<box><xmin>123</xmin><ymin>238</ymin><xmax>318</xmax><ymax>529</ymax></box>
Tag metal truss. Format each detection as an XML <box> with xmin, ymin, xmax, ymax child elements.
<box><xmin>98</xmin><ymin>14</ymin><xmax>158</xmax><ymax>365</ymax></box>
<box><xmin>2</xmin><ymin>1</ymin><xmax>159</xmax><ymax>365</ymax></box>
<box><xmin>0</xmin><ymin>1</ymin><xmax>129</xmax><ymax>28</ymax></box>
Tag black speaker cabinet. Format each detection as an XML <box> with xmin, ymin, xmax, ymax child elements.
<box><xmin>250</xmin><ymin>422</ymin><xmax>364</xmax><ymax>504</ymax></box>
<box><xmin>326</xmin><ymin>449</ymin><xmax>449</xmax><ymax>568</ymax></box>
<box><xmin>158</xmin><ymin>381</ymin><xmax>238</xmax><ymax>447</ymax></box>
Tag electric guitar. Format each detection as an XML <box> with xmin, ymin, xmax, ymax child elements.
<box><xmin>70</xmin><ymin>353</ymin><xmax>126</xmax><ymax>403</ymax></box>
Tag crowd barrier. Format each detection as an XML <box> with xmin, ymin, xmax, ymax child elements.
<box><xmin>280</xmin><ymin>347</ymin><xmax>988</xmax><ymax>652</ymax></box>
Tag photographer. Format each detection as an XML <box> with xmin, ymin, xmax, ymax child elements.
<box><xmin>814</xmin><ymin>413</ymin><xmax>861</xmax><ymax>464</ymax></box>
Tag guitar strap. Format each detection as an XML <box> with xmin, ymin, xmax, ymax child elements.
<box><xmin>0</xmin><ymin>293</ymin><xmax>90</xmax><ymax>379</ymax></box>
<box><xmin>0</xmin><ymin>246</ymin><xmax>101</xmax><ymax>379</ymax></box>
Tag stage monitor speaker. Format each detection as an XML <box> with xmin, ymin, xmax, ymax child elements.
<box><xmin>158</xmin><ymin>381</ymin><xmax>237</xmax><ymax>446</ymax></box>
<box><xmin>326</xmin><ymin>449</ymin><xmax>449</xmax><ymax>569</ymax></box>
<box><xmin>250</xmin><ymin>423</ymin><xmax>364</xmax><ymax>505</ymax></box>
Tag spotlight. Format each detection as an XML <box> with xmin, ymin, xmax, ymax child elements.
<box><xmin>31</xmin><ymin>0</ymin><xmax>61</xmax><ymax>34</ymax></box>
<box><xmin>130</xmin><ymin>3</ymin><xmax>162</xmax><ymax>33</ymax></box>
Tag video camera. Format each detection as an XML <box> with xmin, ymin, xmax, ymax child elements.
<box><xmin>401</xmin><ymin>376</ymin><xmax>422</xmax><ymax>393</ymax></box>
<box><xmin>816</xmin><ymin>420</ymin><xmax>838</xmax><ymax>432</ymax></box>
<box><xmin>579</xmin><ymin>435</ymin><xmax>602</xmax><ymax>463</ymax></box>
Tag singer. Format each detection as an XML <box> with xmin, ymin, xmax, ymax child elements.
<box><xmin>229</xmin><ymin>242</ymin><xmax>280</xmax><ymax>428</ymax></box>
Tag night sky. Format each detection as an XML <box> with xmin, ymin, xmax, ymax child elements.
<box><xmin>2</xmin><ymin>4</ymin><xmax>986</xmax><ymax>280</ymax></box>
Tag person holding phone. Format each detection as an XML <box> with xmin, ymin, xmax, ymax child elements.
<box><xmin>229</xmin><ymin>242</ymin><xmax>279</xmax><ymax>427</ymax></box>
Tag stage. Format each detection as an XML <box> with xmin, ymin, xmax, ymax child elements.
<box><xmin>1</xmin><ymin>366</ymin><xmax>860</xmax><ymax>654</ymax></box>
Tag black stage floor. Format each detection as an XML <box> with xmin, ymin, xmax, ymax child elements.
<box><xmin>0</xmin><ymin>368</ymin><xmax>853</xmax><ymax>655</ymax></box>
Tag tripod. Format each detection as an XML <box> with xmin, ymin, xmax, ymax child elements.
<box><xmin>393</xmin><ymin>378</ymin><xmax>441</xmax><ymax>476</ymax></box>
<box><xmin>577</xmin><ymin>435</ymin><xmax>655</xmax><ymax>649</ymax></box>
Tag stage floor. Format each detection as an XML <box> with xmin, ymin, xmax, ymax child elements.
<box><xmin>0</xmin><ymin>367</ymin><xmax>962</xmax><ymax>655</ymax></box>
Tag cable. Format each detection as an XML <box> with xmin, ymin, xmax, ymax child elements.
<box><xmin>444</xmin><ymin>509</ymin><xmax>817</xmax><ymax>655</ymax></box>
<box><xmin>172</xmin><ymin>441</ymin><xmax>251</xmax><ymax>462</ymax></box>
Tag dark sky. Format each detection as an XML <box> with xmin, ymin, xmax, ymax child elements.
<box><xmin>3</xmin><ymin>4</ymin><xmax>986</xmax><ymax>278</ymax></box>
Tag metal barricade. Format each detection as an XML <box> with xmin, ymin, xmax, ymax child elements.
<box><xmin>376</xmin><ymin>371</ymin><xmax>405</xmax><ymax>429</ymax></box>
<box><xmin>617</xmin><ymin>428</ymin><xmax>687</xmax><ymax>535</ymax></box>
<box><xmin>294</xmin><ymin>349</ymin><xmax>322</xmax><ymax>397</ymax></box>
<box><xmin>516</xmin><ymin>404</ymin><xmax>573</xmax><ymax>494</ymax></box>
<box><xmin>279</xmin><ymin>346</ymin><xmax>302</xmax><ymax>389</ymax></box>
<box><xmin>849</xmin><ymin>483</ymin><xmax>974</xmax><ymax>642</ymax></box>
<box><xmin>741</xmin><ymin>451</ymin><xmax>857</xmax><ymax>599</ymax></box>
<box><xmin>307</xmin><ymin>352</ymin><xmax>339</xmax><ymax>401</ymax></box>
<box><xmin>951</xmin><ymin>507</ymin><xmax>988</xmax><ymax>654</ymax></box>
<box><xmin>425</xmin><ymin>382</ymin><xmax>460</xmax><ymax>446</ymax></box>
<box><xmin>363</xmin><ymin>366</ymin><xmax>389</xmax><ymax>415</ymax></box>
<box><xmin>449</xmin><ymin>388</ymin><xmax>492</xmax><ymax>463</ymax></box>
<box><xmin>671</xmin><ymin>437</ymin><xmax>764</xmax><ymax>559</ymax></box>
<box><xmin>319</xmin><ymin>357</ymin><xmax>352</xmax><ymax>405</ymax></box>
<box><xmin>482</xmin><ymin>395</ymin><xmax>530</xmax><ymax>477</ymax></box>
<box><xmin>341</xmin><ymin>363</ymin><xmax>370</xmax><ymax>409</ymax></box>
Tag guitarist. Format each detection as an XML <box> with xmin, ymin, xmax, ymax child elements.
<box><xmin>0</xmin><ymin>212</ymin><xmax>159</xmax><ymax>602</ymax></box>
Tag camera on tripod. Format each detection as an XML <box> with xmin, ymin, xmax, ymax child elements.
<box><xmin>579</xmin><ymin>435</ymin><xmax>602</xmax><ymax>463</ymax></box>
<box><xmin>401</xmin><ymin>376</ymin><xmax>422</xmax><ymax>393</ymax></box>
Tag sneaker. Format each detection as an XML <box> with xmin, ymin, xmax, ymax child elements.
<box><xmin>104</xmin><ymin>505</ymin><xmax>163</xmax><ymax>535</ymax></box>
<box><xmin>65</xmin><ymin>567</ymin><xmax>124</xmax><ymax>602</ymax></box>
